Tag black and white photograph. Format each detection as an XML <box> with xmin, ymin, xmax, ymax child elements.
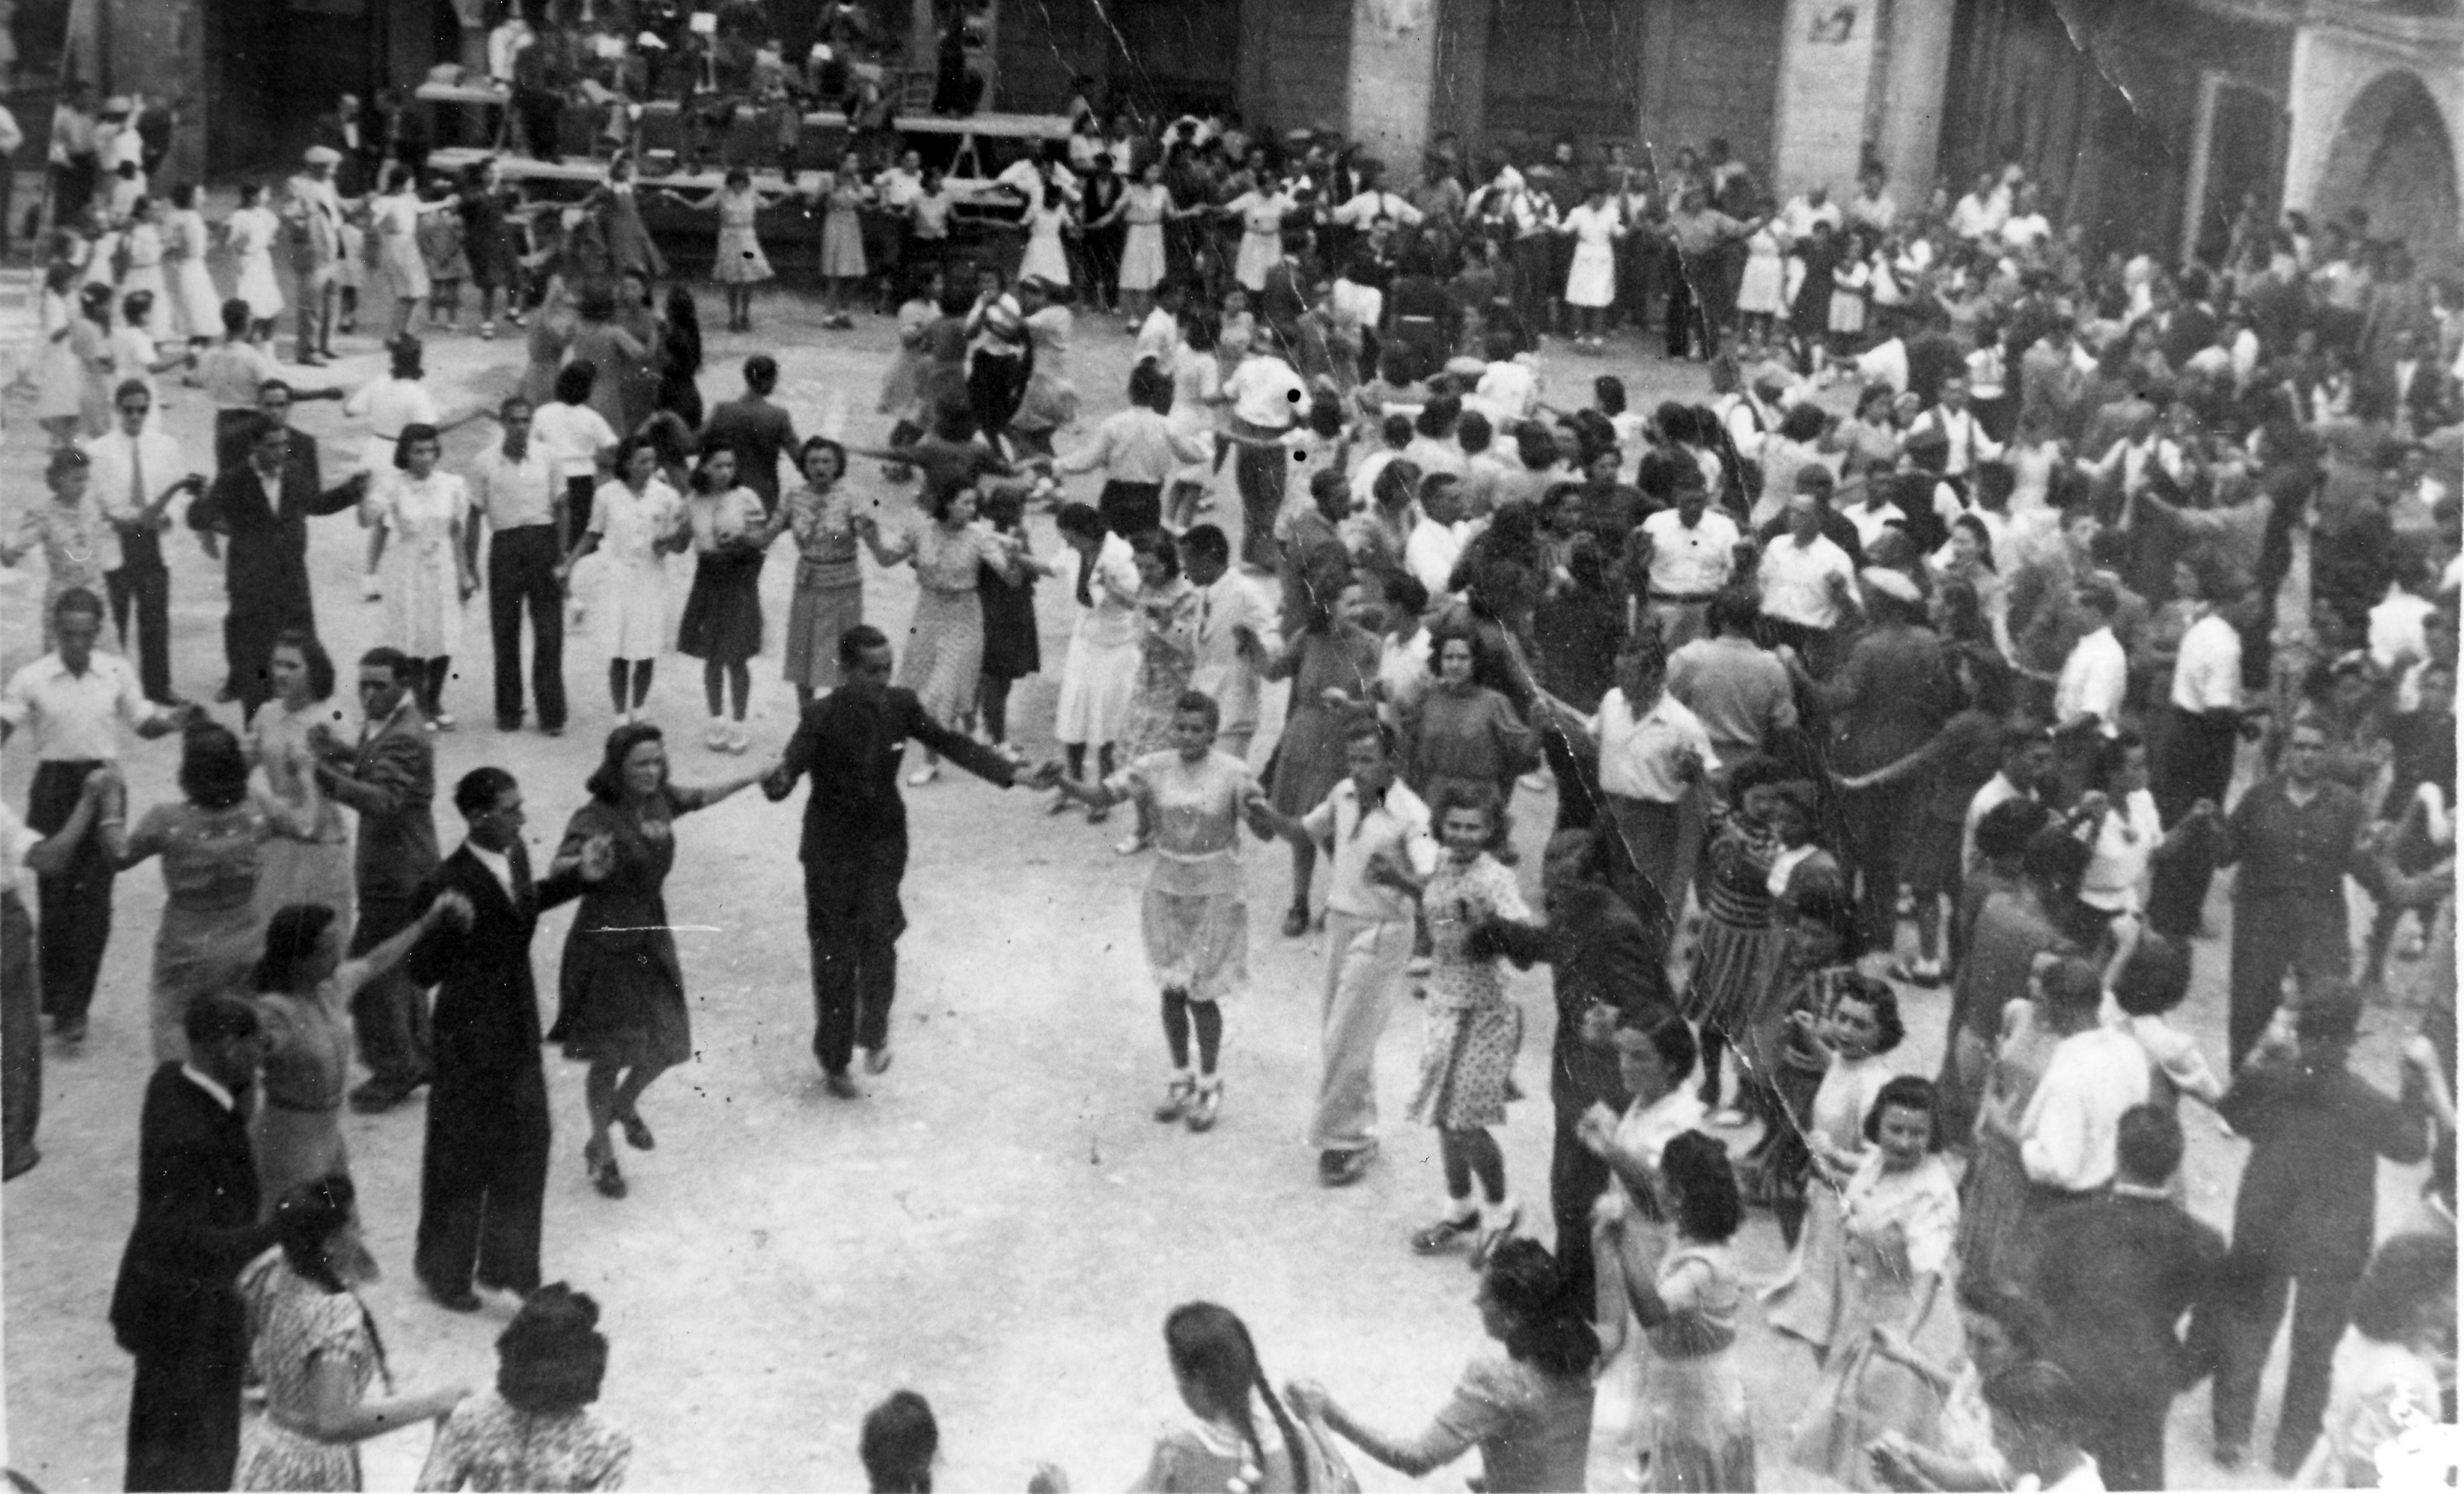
<box><xmin>0</xmin><ymin>0</ymin><xmax>2458</xmax><ymax>1488</ymax></box>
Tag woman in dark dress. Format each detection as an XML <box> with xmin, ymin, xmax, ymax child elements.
<box><xmin>654</xmin><ymin>286</ymin><xmax>704</xmax><ymax>429</ymax></box>
<box><xmin>550</xmin><ymin>725</ymin><xmax>767</xmax><ymax>1200</ymax></box>
<box><xmin>975</xmin><ymin>485</ymin><xmax>1050</xmax><ymax>755</ymax></box>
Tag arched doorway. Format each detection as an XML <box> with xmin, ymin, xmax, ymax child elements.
<box><xmin>2314</xmin><ymin>68</ymin><xmax>2460</xmax><ymax>256</ymax></box>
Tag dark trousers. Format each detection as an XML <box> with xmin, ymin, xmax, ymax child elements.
<box><xmin>1549</xmin><ymin>1090</ymin><xmax>1609</xmax><ymax>1314</ymax></box>
<box><xmin>2156</xmin><ymin>706</ymin><xmax>2239</xmax><ymax>824</ymax></box>
<box><xmin>30</xmin><ymin>760</ymin><xmax>112</xmax><ymax>1025</ymax></box>
<box><xmin>2081</xmin><ymin>1395</ymin><xmax>2168</xmax><ymax>1493</ymax></box>
<box><xmin>809</xmin><ymin>916</ymin><xmax>897</xmax><ymax>1074</ymax></box>
<box><xmin>968</xmin><ymin>353</ymin><xmax>1025</xmax><ymax>454</ymax></box>
<box><xmin>415</xmin><ymin>1062</ymin><xmax>551</xmax><ymax>1295</ymax></box>
<box><xmin>2228</xmin><ymin>890</ymin><xmax>2348</xmax><ymax>1069</ymax></box>
<box><xmin>1668</xmin><ymin>253</ymin><xmax>1721</xmax><ymax>359</ymax></box>
<box><xmin>3</xmin><ymin>891</ymin><xmax>39</xmax><ymax>1179</ymax></box>
<box><xmin>1842</xmin><ymin>779</ymin><xmax>1919</xmax><ymax>954</ymax></box>
<box><xmin>1233</xmin><ymin>430</ymin><xmax>1289</xmax><ymax>570</ymax></box>
<box><xmin>349</xmin><ymin>897</ymin><xmax>431</xmax><ymax>1090</ymax></box>
<box><xmin>1095</xmin><ymin>480</ymin><xmax>1163</xmax><ymax>539</ymax></box>
<box><xmin>2212</xmin><ymin>1251</ymin><xmax>2358</xmax><ymax>1470</ymax></box>
<box><xmin>125</xmin><ymin>1338</ymin><xmax>244</xmax><ymax>1492</ymax></box>
<box><xmin>106</xmin><ymin>563</ymin><xmax>173</xmax><ymax>704</ymax></box>
<box><xmin>487</xmin><ymin>526</ymin><xmax>567</xmax><ymax>730</ymax></box>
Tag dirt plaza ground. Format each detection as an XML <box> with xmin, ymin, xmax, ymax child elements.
<box><xmin>0</xmin><ymin>283</ymin><xmax>2436</xmax><ymax>1490</ymax></box>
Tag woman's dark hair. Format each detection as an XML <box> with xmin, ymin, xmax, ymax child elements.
<box><xmin>2112</xmin><ymin>932</ymin><xmax>2193</xmax><ymax>1016</ymax></box>
<box><xmin>859</xmin><ymin>1389</ymin><xmax>938</xmax><ymax>1493</ymax></box>
<box><xmin>1780</xmin><ymin>402</ymin><xmax>1827</xmax><ymax>442</ymax></box>
<box><xmin>1482</xmin><ymin>1238</ymin><xmax>1600</xmax><ymax>1377</ymax></box>
<box><xmin>1429</xmin><ymin>779</ymin><xmax>1501</xmax><ymax>833</ymax></box>
<box><xmin>690</xmin><ymin>444</ymin><xmax>738</xmax><ymax>494</ymax></box>
<box><xmin>1127</xmin><ymin>359</ymin><xmax>1172</xmax><ymax>413</ymax></box>
<box><xmin>255</xmin><ymin>902</ymin><xmax>340</xmax><ymax>995</ymax></box>
<box><xmin>1863</xmin><ymin>1073</ymin><xmax>1945</xmax><ymax>1150</ymax></box>
<box><xmin>269</xmin><ymin>628</ymin><xmax>336</xmax><ymax>703</ymax></box>
<box><xmin>553</xmin><ymin>360</ymin><xmax>599</xmax><ymax>405</ymax></box>
<box><xmin>1592</xmin><ymin>374</ymin><xmax>1627</xmax><ymax>416</ymax></box>
<box><xmin>1936</xmin><ymin>580</ymin><xmax>1987</xmax><ymax>648</ymax></box>
<box><xmin>391</xmin><ymin>422</ymin><xmax>442</xmax><ymax>471</ymax></box>
<box><xmin>2349</xmin><ymin>1233</ymin><xmax>2458</xmax><ymax>1343</ymax></box>
<box><xmin>1427</xmin><ymin>620</ymin><xmax>1486</xmax><ymax>678</ymax></box>
<box><xmin>1129</xmin><ymin>527</ymin><xmax>1181</xmax><ymax>582</ymax></box>
<box><xmin>1661</xmin><ymin>1130</ymin><xmax>1743</xmax><ymax>1243</ymax></box>
<box><xmin>1957</xmin><ymin>1276</ymin><xmax>2050</xmax><ymax>1359</ymax></box>
<box><xmin>178</xmin><ymin>721</ymin><xmax>251</xmax><ymax>810</ymax></box>
<box><xmin>919</xmin><ymin>478</ymin><xmax>974</xmax><ymax>524</ymax></box>
<box><xmin>611</xmin><ymin>432</ymin><xmax>663</xmax><ymax>483</ymax></box>
<box><xmin>1831</xmin><ymin>973</ymin><xmax>1907</xmax><ymax>1055</ymax></box>
<box><xmin>2020</xmin><ymin>824</ymin><xmax>2091</xmax><ymax>902</ymax></box>
<box><xmin>1950</xmin><ymin>512</ymin><xmax>1999</xmax><ymax>573</ymax></box>
<box><xmin>799</xmin><ymin>435</ymin><xmax>847</xmax><ymax>484</ymax></box>
<box><xmin>1616</xmin><ymin>1007</ymin><xmax>1699</xmax><ymax>1085</ymax></box>
<box><xmin>1054</xmin><ymin>502</ymin><xmax>1105</xmax><ymax>542</ymax></box>
<box><xmin>1981</xmin><ymin>1361</ymin><xmax>2085</xmax><ymax>1449</ymax></box>
<box><xmin>576</xmin><ymin>280</ymin><xmax>618</xmax><ymax>322</ymax></box>
<box><xmin>743</xmin><ymin>353</ymin><xmax>779</xmax><ymax>394</ymax></box>
<box><xmin>1162</xmin><ymin>1303</ymin><xmax>1311</xmax><ymax>1492</ymax></box>
<box><xmin>636</xmin><ymin>410</ymin><xmax>697</xmax><ymax>472</ymax></box>
<box><xmin>1975</xmin><ymin>795</ymin><xmax>2053</xmax><ymax>863</ymax></box>
<box><xmin>586</xmin><ymin>722</ymin><xmax>668</xmax><ymax>805</ymax></box>
<box><xmin>497</xmin><ymin>1284</ymin><xmax>610</xmax><ymax>1413</ymax></box>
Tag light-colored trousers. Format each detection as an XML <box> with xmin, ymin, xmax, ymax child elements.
<box><xmin>1308</xmin><ymin>910</ymin><xmax>1416</xmax><ymax>1154</ymax></box>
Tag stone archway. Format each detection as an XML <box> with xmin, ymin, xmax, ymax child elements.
<box><xmin>2314</xmin><ymin>68</ymin><xmax>2461</xmax><ymax>255</ymax></box>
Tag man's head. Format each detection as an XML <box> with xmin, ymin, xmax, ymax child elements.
<box><xmin>2115</xmin><ymin>1104</ymin><xmax>2184</xmax><ymax>1189</ymax></box>
<box><xmin>1673</xmin><ymin>476</ymin><xmax>1710</xmax><ymax>525</ymax></box>
<box><xmin>184</xmin><ymin>994</ymin><xmax>265</xmax><ymax>1095</ymax></box>
<box><xmin>1343</xmin><ymin>719</ymin><xmax>1399</xmax><ymax>795</ymax></box>
<box><xmin>743</xmin><ymin>354</ymin><xmax>779</xmax><ymax>396</ymax></box>
<box><xmin>455</xmin><ymin>767</ymin><xmax>525</xmax><ymax>852</ymax></box>
<box><xmin>2283</xmin><ymin>716</ymin><xmax>2328</xmax><ymax>786</ymax></box>
<box><xmin>837</xmin><ymin>624</ymin><xmax>895</xmax><ymax>694</ymax></box>
<box><xmin>497</xmin><ymin>396</ymin><xmax>533</xmax><ymax>458</ymax></box>
<box><xmin>113</xmin><ymin>379</ymin><xmax>152</xmax><ymax>435</ymax></box>
<box><xmin>1180</xmin><ymin>524</ymin><xmax>1230</xmax><ymax>587</ymax></box>
<box><xmin>1786</xmin><ymin>489</ymin><xmax>1825</xmax><ymax>542</ymax></box>
<box><xmin>256</xmin><ymin>379</ymin><xmax>297</xmax><ymax>427</ymax></box>
<box><xmin>356</xmin><ymin>647</ymin><xmax>416</xmax><ymax>719</ymax></box>
<box><xmin>52</xmin><ymin>588</ymin><xmax>107</xmax><ymax>673</ymax></box>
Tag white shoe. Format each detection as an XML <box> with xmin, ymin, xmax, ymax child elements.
<box><xmin>726</xmin><ymin>724</ymin><xmax>750</xmax><ymax>754</ymax></box>
<box><xmin>704</xmin><ymin>720</ymin><xmax>729</xmax><ymax>750</ymax></box>
<box><xmin>360</xmin><ymin>576</ymin><xmax>382</xmax><ymax>601</ymax></box>
<box><xmin>906</xmin><ymin>763</ymin><xmax>938</xmax><ymax>786</ymax></box>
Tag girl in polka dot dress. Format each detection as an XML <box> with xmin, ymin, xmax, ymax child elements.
<box><xmin>1405</xmin><ymin>783</ymin><xmax>1540</xmax><ymax>1265</ymax></box>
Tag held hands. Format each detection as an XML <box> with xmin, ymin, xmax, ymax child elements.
<box><xmin>1282</xmin><ymin>1379</ymin><xmax>1329</xmax><ymax>1419</ymax></box>
<box><xmin>1577</xmin><ymin>1000</ymin><xmax>1619</xmax><ymax>1048</ymax></box>
<box><xmin>304</xmin><ymin>722</ymin><xmax>346</xmax><ymax>760</ymax></box>
<box><xmin>1575</xmin><ymin>1101</ymin><xmax>1620</xmax><ymax>1157</ymax></box>
<box><xmin>551</xmin><ymin>833</ymin><xmax>618</xmax><ymax>883</ymax></box>
<box><xmin>428</xmin><ymin>889</ymin><xmax>476</xmax><ymax>930</ymax></box>
<box><xmin>1023</xmin><ymin>759</ymin><xmax>1066</xmax><ymax>791</ymax></box>
<box><xmin>1320</xmin><ymin>686</ymin><xmax>1354</xmax><ymax>709</ymax></box>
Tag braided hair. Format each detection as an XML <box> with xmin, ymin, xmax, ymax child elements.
<box><xmin>1162</xmin><ymin>1303</ymin><xmax>1311</xmax><ymax>1492</ymax></box>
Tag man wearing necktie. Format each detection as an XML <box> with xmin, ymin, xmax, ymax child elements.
<box><xmin>189</xmin><ymin>407</ymin><xmax>367</xmax><ymax>717</ymax></box>
<box><xmin>408</xmin><ymin>767</ymin><xmax>609</xmax><ymax>1311</ymax></box>
<box><xmin>85</xmin><ymin>381</ymin><xmax>198</xmax><ymax>706</ymax></box>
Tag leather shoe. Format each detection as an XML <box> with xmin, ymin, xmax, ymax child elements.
<box><xmin>823</xmin><ymin>1070</ymin><xmax>862</xmax><ymax>1099</ymax></box>
<box><xmin>422</xmin><ymin>1280</ymin><xmax>482</xmax><ymax>1313</ymax></box>
<box><xmin>1318</xmin><ymin>1145</ymin><xmax>1375</xmax><ymax>1187</ymax></box>
<box><xmin>473</xmin><ymin>1277</ymin><xmax>531</xmax><ymax>1301</ymax></box>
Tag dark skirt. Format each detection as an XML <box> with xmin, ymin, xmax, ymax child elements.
<box><xmin>978</xmin><ymin>566</ymin><xmax>1040</xmax><ymax>681</ymax></box>
<box><xmin>676</xmin><ymin>549</ymin><xmax>766</xmax><ymax>663</ymax></box>
<box><xmin>1902</xmin><ymin>814</ymin><xmax>1965</xmax><ymax>899</ymax></box>
<box><xmin>1096</xmin><ymin>479</ymin><xmax>1163</xmax><ymax>538</ymax></box>
<box><xmin>551</xmin><ymin>921</ymin><xmax>691</xmax><ymax>1070</ymax></box>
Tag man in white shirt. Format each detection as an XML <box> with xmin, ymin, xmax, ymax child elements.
<box><xmin>85</xmin><ymin>381</ymin><xmax>199</xmax><ymax>705</ymax></box>
<box><xmin>1404</xmin><ymin>476</ymin><xmax>1470</xmax><ymax>600</ymax></box>
<box><xmin>2078</xmin><ymin>735</ymin><xmax>2165</xmax><ymax>918</ymax></box>
<box><xmin>1253</xmin><ymin>722</ymin><xmax>1439</xmax><ymax>1186</ymax></box>
<box><xmin>1779</xmin><ymin>184</ymin><xmax>1843</xmax><ymax>243</ymax></box>
<box><xmin>1636</xmin><ymin>480</ymin><xmax>1741</xmax><ymax>648</ymax></box>
<box><xmin>1963</xmin><ymin>721</ymin><xmax>2055</xmax><ymax>876</ymax></box>
<box><xmin>1222</xmin><ymin>338</ymin><xmax>1304</xmax><ymax>569</ymax></box>
<box><xmin>2053</xmin><ymin>579</ymin><xmax>2127</xmax><ymax>735</ymax></box>
<box><xmin>1847</xmin><ymin>167</ymin><xmax>1897</xmax><ymax>234</ymax></box>
<box><xmin>1</xmin><ymin>590</ymin><xmax>188</xmax><ymax>1041</ymax></box>
<box><xmin>1907</xmin><ymin>375</ymin><xmax>2003</xmax><ymax>480</ymax></box>
<box><xmin>1584</xmin><ymin>636</ymin><xmax>1716</xmax><ymax>923</ymax></box>
<box><xmin>2155</xmin><ymin>590</ymin><xmax>2246</xmax><ymax>829</ymax></box>
<box><xmin>1949</xmin><ymin>170</ymin><xmax>2008</xmax><ymax>241</ymax></box>
<box><xmin>468</xmin><ymin>397</ymin><xmax>568</xmax><ymax>736</ymax></box>
<box><xmin>1999</xmin><ymin>184</ymin><xmax>2053</xmax><ymax>254</ymax></box>
<box><xmin>1181</xmin><ymin>526</ymin><xmax>1280</xmax><ymax>762</ymax></box>
<box><xmin>1754</xmin><ymin>490</ymin><xmax>1862</xmax><ymax>671</ymax></box>
<box><xmin>2020</xmin><ymin>955</ymin><xmax>2150</xmax><ymax>1193</ymax></box>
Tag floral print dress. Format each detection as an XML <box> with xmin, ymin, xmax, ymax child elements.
<box><xmin>1408</xmin><ymin>851</ymin><xmax>1534</xmax><ymax>1131</ymax></box>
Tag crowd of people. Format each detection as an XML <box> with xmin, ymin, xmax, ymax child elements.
<box><xmin>11</xmin><ymin>2</ymin><xmax>2464</xmax><ymax>1487</ymax></box>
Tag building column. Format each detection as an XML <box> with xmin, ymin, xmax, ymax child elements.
<box><xmin>1874</xmin><ymin>0</ymin><xmax>1954</xmax><ymax>203</ymax></box>
<box><xmin>1770</xmin><ymin>0</ymin><xmax>1887</xmax><ymax>199</ymax></box>
<box><xmin>1347</xmin><ymin>0</ymin><xmax>1442</xmax><ymax>169</ymax></box>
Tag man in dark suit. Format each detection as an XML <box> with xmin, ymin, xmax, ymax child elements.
<box><xmin>763</xmin><ymin>626</ymin><xmax>1054</xmax><ymax>1096</ymax></box>
<box><xmin>188</xmin><ymin>409</ymin><xmax>365</xmax><ymax>714</ymax></box>
<box><xmin>410</xmin><ymin>767</ymin><xmax>607</xmax><ymax>1311</ymax></box>
<box><xmin>310</xmin><ymin>647</ymin><xmax>440</xmax><ymax>1113</ymax></box>
<box><xmin>1483</xmin><ymin>826</ymin><xmax>1677</xmax><ymax>1314</ymax></box>
<box><xmin>111</xmin><ymin>996</ymin><xmax>283</xmax><ymax>1492</ymax></box>
<box><xmin>2031</xmin><ymin>1105</ymin><xmax>2229</xmax><ymax>1491</ymax></box>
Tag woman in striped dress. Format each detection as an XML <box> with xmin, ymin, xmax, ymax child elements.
<box><xmin>1684</xmin><ymin>756</ymin><xmax>1798</xmax><ymax>1121</ymax></box>
<box><xmin>859</xmin><ymin>478</ymin><xmax>1019</xmax><ymax>782</ymax></box>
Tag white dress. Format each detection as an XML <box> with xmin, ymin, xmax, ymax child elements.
<box><xmin>167</xmin><ymin>210</ymin><xmax>224</xmax><ymax>340</ymax></box>
<box><xmin>1053</xmin><ymin>530</ymin><xmax>1143</xmax><ymax>745</ymax></box>
<box><xmin>1561</xmin><ymin>202</ymin><xmax>1620</xmax><ymax>309</ymax></box>
<box><xmin>1737</xmin><ymin>225</ymin><xmax>1787</xmax><ymax>316</ymax></box>
<box><xmin>589</xmin><ymin>478</ymin><xmax>684</xmax><ymax>661</ymax></box>
<box><xmin>119</xmin><ymin>223</ymin><xmax>170</xmax><ymax>336</ymax></box>
<box><xmin>374</xmin><ymin>468</ymin><xmax>469</xmax><ymax>658</ymax></box>
<box><xmin>1227</xmin><ymin>190</ymin><xmax>1291</xmax><ymax>291</ymax></box>
<box><xmin>1019</xmin><ymin>201</ymin><xmax>1073</xmax><ymax>287</ymax></box>
<box><xmin>1118</xmin><ymin>183</ymin><xmax>1170</xmax><ymax>292</ymax></box>
<box><xmin>226</xmin><ymin>205</ymin><xmax>286</xmax><ymax>321</ymax></box>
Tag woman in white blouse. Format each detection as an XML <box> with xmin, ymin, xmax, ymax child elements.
<box><xmin>563</xmin><ymin>435</ymin><xmax>690</xmax><ymax>724</ymax></box>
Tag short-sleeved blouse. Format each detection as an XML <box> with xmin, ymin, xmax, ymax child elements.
<box><xmin>901</xmin><ymin>518</ymin><xmax>1008</xmax><ymax>596</ymax></box>
<box><xmin>415</xmin><ymin>1390</ymin><xmax>634</xmax><ymax>1492</ymax></box>
<box><xmin>1107</xmin><ymin>750</ymin><xmax>1262</xmax><ymax>897</ymax></box>
<box><xmin>130</xmin><ymin>801</ymin><xmax>274</xmax><ymax>914</ymax></box>
<box><xmin>243</xmin><ymin>1255</ymin><xmax>380</xmax><ymax>1420</ymax></box>
<box><xmin>783</xmin><ymin>481</ymin><xmax>861</xmax><ymax>587</ymax></box>
<box><xmin>588</xmin><ymin>479</ymin><xmax>683</xmax><ymax>569</ymax></box>
<box><xmin>1840</xmin><ymin>1151</ymin><xmax>1960</xmax><ymax>1278</ymax></box>
<box><xmin>1430</xmin><ymin>1353</ymin><xmax>1597</xmax><ymax>1494</ymax></box>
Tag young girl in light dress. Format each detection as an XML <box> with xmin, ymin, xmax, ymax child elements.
<box><xmin>673</xmin><ymin>167</ymin><xmax>778</xmax><ymax>333</ymax></box>
<box><xmin>1762</xmin><ymin>972</ymin><xmax>1907</xmax><ymax>1355</ymax></box>
<box><xmin>118</xmin><ymin>198</ymin><xmax>171</xmax><ymax>337</ymax></box>
<box><xmin>1829</xmin><ymin>229</ymin><xmax>1873</xmax><ymax>350</ymax></box>
<box><xmin>1736</xmin><ymin>220</ymin><xmax>1788</xmax><ymax>351</ymax></box>
<box><xmin>163</xmin><ymin>185</ymin><xmax>223</xmax><ymax>345</ymax></box>
<box><xmin>815</xmin><ymin>152</ymin><xmax>871</xmax><ymax>329</ymax></box>
<box><xmin>1404</xmin><ymin>785</ymin><xmax>1540</xmax><ymax>1263</ymax></box>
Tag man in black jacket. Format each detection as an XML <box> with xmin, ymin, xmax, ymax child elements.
<box><xmin>2032</xmin><ymin>1105</ymin><xmax>2229</xmax><ymax>1491</ymax></box>
<box><xmin>410</xmin><ymin>767</ymin><xmax>607</xmax><ymax>1311</ymax></box>
<box><xmin>1485</xmin><ymin>826</ymin><xmax>1677</xmax><ymax>1311</ymax></box>
<box><xmin>111</xmin><ymin>996</ymin><xmax>283</xmax><ymax>1492</ymax></box>
<box><xmin>187</xmin><ymin>409</ymin><xmax>365</xmax><ymax>715</ymax></box>
<box><xmin>763</xmin><ymin>625</ymin><xmax>1056</xmax><ymax>1095</ymax></box>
